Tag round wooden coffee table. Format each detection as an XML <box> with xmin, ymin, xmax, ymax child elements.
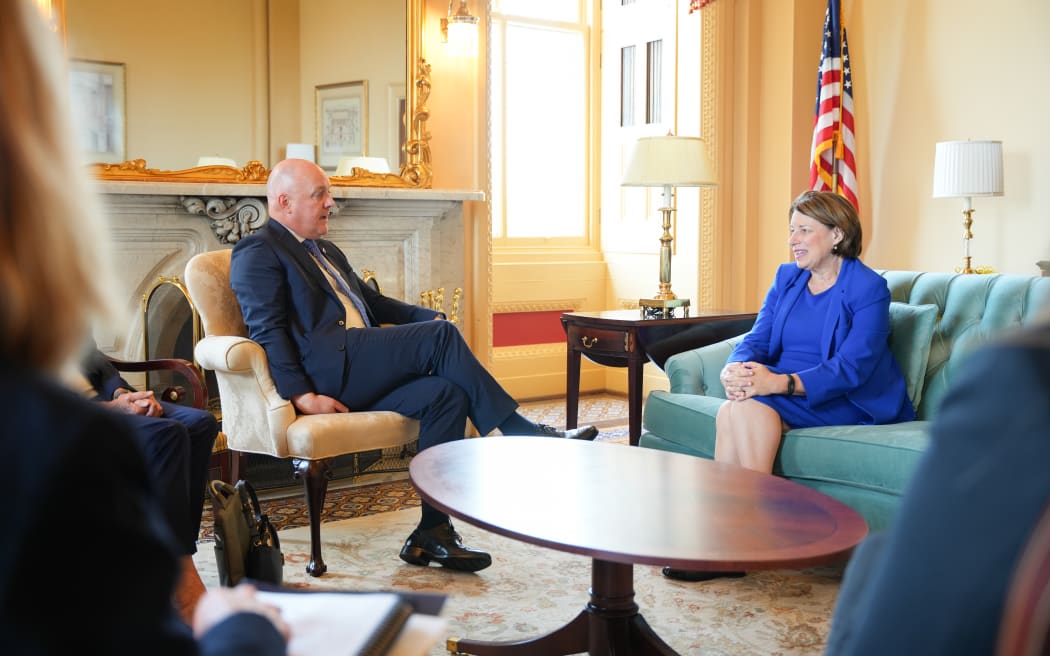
<box><xmin>410</xmin><ymin>437</ymin><xmax>867</xmax><ymax>656</ymax></box>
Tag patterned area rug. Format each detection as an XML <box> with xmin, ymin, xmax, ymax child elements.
<box><xmin>193</xmin><ymin>510</ymin><xmax>845</xmax><ymax>655</ymax></box>
<box><xmin>194</xmin><ymin>394</ymin><xmax>846</xmax><ymax>653</ymax></box>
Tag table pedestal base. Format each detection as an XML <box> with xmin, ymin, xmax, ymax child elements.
<box><xmin>447</xmin><ymin>560</ymin><xmax>679</xmax><ymax>656</ymax></box>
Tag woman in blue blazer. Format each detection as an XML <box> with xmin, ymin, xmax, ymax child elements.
<box><xmin>717</xmin><ymin>190</ymin><xmax>914</xmax><ymax>472</ymax></box>
<box><xmin>665</xmin><ymin>191</ymin><xmax>913</xmax><ymax>582</ymax></box>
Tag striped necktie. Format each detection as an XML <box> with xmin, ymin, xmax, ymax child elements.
<box><xmin>302</xmin><ymin>239</ymin><xmax>372</xmax><ymax>327</ymax></box>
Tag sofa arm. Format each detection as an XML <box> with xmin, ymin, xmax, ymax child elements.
<box><xmin>664</xmin><ymin>335</ymin><xmax>745</xmax><ymax>397</ymax></box>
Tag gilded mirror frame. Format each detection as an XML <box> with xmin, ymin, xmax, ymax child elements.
<box><xmin>89</xmin><ymin>0</ymin><xmax>431</xmax><ymax>189</ymax></box>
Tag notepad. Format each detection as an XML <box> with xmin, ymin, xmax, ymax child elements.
<box><xmin>256</xmin><ymin>590</ymin><xmax>442</xmax><ymax>656</ymax></box>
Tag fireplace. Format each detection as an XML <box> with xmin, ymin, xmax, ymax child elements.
<box><xmin>98</xmin><ymin>181</ymin><xmax>483</xmax><ymax>489</ymax></box>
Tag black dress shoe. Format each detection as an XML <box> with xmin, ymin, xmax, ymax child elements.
<box><xmin>399</xmin><ymin>521</ymin><xmax>492</xmax><ymax>572</ymax></box>
<box><xmin>662</xmin><ymin>566</ymin><xmax>746</xmax><ymax>582</ymax></box>
<box><xmin>534</xmin><ymin>423</ymin><xmax>599</xmax><ymax>441</ymax></box>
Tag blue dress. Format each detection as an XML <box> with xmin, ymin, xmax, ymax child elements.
<box><xmin>753</xmin><ymin>284</ymin><xmax>869</xmax><ymax>428</ymax></box>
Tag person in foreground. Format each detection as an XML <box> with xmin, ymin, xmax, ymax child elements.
<box><xmin>230</xmin><ymin>158</ymin><xmax>598</xmax><ymax>573</ymax></box>
<box><xmin>664</xmin><ymin>190</ymin><xmax>914</xmax><ymax>582</ymax></box>
<box><xmin>0</xmin><ymin>2</ymin><xmax>287</xmax><ymax>653</ymax></box>
<box><xmin>825</xmin><ymin>316</ymin><xmax>1050</xmax><ymax>655</ymax></box>
<box><xmin>76</xmin><ymin>345</ymin><xmax>219</xmax><ymax>622</ymax></box>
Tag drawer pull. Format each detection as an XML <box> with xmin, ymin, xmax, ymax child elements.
<box><xmin>581</xmin><ymin>336</ymin><xmax>598</xmax><ymax>348</ymax></box>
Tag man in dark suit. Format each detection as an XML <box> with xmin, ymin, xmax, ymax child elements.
<box><xmin>78</xmin><ymin>346</ymin><xmax>218</xmax><ymax>621</ymax></box>
<box><xmin>825</xmin><ymin>317</ymin><xmax>1050</xmax><ymax>654</ymax></box>
<box><xmin>230</xmin><ymin>158</ymin><xmax>598</xmax><ymax>572</ymax></box>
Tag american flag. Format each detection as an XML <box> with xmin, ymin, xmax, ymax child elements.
<box><xmin>809</xmin><ymin>0</ymin><xmax>858</xmax><ymax>209</ymax></box>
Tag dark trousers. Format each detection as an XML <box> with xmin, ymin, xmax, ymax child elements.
<box><xmin>339</xmin><ymin>320</ymin><xmax>518</xmax><ymax>440</ymax></box>
<box><xmin>130</xmin><ymin>402</ymin><xmax>218</xmax><ymax>555</ymax></box>
<box><xmin>339</xmin><ymin>320</ymin><xmax>517</xmax><ymax>528</ymax></box>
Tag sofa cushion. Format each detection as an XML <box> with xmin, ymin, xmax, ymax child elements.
<box><xmin>775</xmin><ymin>422</ymin><xmax>932</xmax><ymax>497</ymax></box>
<box><xmin>887</xmin><ymin>302</ymin><xmax>938</xmax><ymax>409</ymax></box>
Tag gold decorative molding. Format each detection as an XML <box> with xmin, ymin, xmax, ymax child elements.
<box><xmin>91</xmin><ymin>159</ymin><xmax>269</xmax><ymax>183</ymax></box>
<box><xmin>92</xmin><ymin>154</ymin><xmax>430</xmax><ymax>188</ymax></box>
<box><xmin>492</xmin><ymin>299</ymin><xmax>585</xmax><ymax>314</ymax></box>
<box><xmin>401</xmin><ymin>58</ymin><xmax>433</xmax><ymax>188</ymax></box>
<box><xmin>698</xmin><ymin>3</ymin><xmax>719</xmax><ymax>312</ymax></box>
<box><xmin>328</xmin><ymin>169</ymin><xmax>417</xmax><ymax>188</ymax></box>
<box><xmin>493</xmin><ymin>343</ymin><xmax>566</xmax><ymax>361</ymax></box>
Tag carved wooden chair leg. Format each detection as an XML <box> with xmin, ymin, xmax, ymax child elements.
<box><xmin>231</xmin><ymin>451</ymin><xmax>246</xmax><ymax>483</ymax></box>
<box><xmin>293</xmin><ymin>457</ymin><xmax>333</xmax><ymax>577</ymax></box>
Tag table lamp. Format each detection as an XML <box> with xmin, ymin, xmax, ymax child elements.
<box><xmin>335</xmin><ymin>156</ymin><xmax>391</xmax><ymax>176</ymax></box>
<box><xmin>196</xmin><ymin>156</ymin><xmax>237</xmax><ymax>168</ymax></box>
<box><xmin>932</xmin><ymin>140</ymin><xmax>1004</xmax><ymax>274</ymax></box>
<box><xmin>622</xmin><ymin>135</ymin><xmax>716</xmax><ymax>317</ymax></box>
<box><xmin>286</xmin><ymin>143</ymin><xmax>315</xmax><ymax>163</ymax></box>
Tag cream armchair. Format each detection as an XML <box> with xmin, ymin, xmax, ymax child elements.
<box><xmin>184</xmin><ymin>249</ymin><xmax>419</xmax><ymax>576</ymax></box>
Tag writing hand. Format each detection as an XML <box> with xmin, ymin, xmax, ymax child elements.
<box><xmin>194</xmin><ymin>583</ymin><xmax>291</xmax><ymax>642</ymax></box>
<box><xmin>291</xmin><ymin>392</ymin><xmax>349</xmax><ymax>414</ymax></box>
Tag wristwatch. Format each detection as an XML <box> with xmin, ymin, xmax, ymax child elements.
<box><xmin>785</xmin><ymin>374</ymin><xmax>796</xmax><ymax>396</ymax></box>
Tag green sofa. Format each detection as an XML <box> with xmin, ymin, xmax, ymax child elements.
<box><xmin>639</xmin><ymin>271</ymin><xmax>1050</xmax><ymax>531</ymax></box>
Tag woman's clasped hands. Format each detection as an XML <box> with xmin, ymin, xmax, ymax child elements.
<box><xmin>721</xmin><ymin>361</ymin><xmax>782</xmax><ymax>401</ymax></box>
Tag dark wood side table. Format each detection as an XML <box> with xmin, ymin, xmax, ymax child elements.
<box><xmin>561</xmin><ymin>309</ymin><xmax>757</xmax><ymax>445</ymax></box>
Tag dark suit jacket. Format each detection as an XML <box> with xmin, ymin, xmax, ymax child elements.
<box><xmin>730</xmin><ymin>258</ymin><xmax>914</xmax><ymax>424</ymax></box>
<box><xmin>230</xmin><ymin>219</ymin><xmax>436</xmax><ymax>400</ymax></box>
<box><xmin>80</xmin><ymin>344</ymin><xmax>134</xmax><ymax>400</ymax></box>
<box><xmin>826</xmin><ymin>321</ymin><xmax>1050</xmax><ymax>654</ymax></box>
<box><xmin>0</xmin><ymin>364</ymin><xmax>285</xmax><ymax>656</ymax></box>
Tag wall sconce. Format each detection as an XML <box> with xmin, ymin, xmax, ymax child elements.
<box><xmin>932</xmin><ymin>140</ymin><xmax>1004</xmax><ymax>274</ymax></box>
<box><xmin>622</xmin><ymin>134</ymin><xmax>717</xmax><ymax>318</ymax></box>
<box><xmin>441</xmin><ymin>0</ymin><xmax>479</xmax><ymax>57</ymax></box>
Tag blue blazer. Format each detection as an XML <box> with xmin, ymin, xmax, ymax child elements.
<box><xmin>730</xmin><ymin>258</ymin><xmax>914</xmax><ymax>424</ymax></box>
<box><xmin>230</xmin><ymin>219</ymin><xmax>437</xmax><ymax>400</ymax></box>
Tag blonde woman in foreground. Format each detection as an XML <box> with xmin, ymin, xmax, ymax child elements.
<box><xmin>0</xmin><ymin>2</ymin><xmax>286</xmax><ymax>653</ymax></box>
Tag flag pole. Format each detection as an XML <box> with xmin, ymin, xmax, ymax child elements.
<box><xmin>831</xmin><ymin>7</ymin><xmax>843</xmax><ymax>196</ymax></box>
<box><xmin>831</xmin><ymin>131</ymin><xmax>839</xmax><ymax>194</ymax></box>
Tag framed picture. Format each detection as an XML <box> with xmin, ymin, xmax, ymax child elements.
<box><xmin>69</xmin><ymin>59</ymin><xmax>126</xmax><ymax>164</ymax></box>
<box><xmin>315</xmin><ymin>80</ymin><xmax>368</xmax><ymax>170</ymax></box>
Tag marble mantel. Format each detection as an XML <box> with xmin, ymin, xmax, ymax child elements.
<box><xmin>95</xmin><ymin>180</ymin><xmax>485</xmax><ymax>372</ymax></box>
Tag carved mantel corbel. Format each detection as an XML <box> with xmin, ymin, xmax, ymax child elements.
<box><xmin>181</xmin><ymin>196</ymin><xmax>268</xmax><ymax>244</ymax></box>
<box><xmin>181</xmin><ymin>196</ymin><xmax>346</xmax><ymax>244</ymax></box>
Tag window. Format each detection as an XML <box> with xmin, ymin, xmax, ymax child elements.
<box><xmin>600</xmin><ymin>0</ymin><xmax>677</xmax><ymax>252</ymax></box>
<box><xmin>490</xmin><ymin>1</ymin><xmax>595</xmax><ymax>241</ymax></box>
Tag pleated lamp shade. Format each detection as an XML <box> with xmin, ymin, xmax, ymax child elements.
<box><xmin>932</xmin><ymin>140</ymin><xmax>1004</xmax><ymax>198</ymax></box>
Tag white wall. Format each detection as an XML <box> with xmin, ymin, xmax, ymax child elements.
<box><xmin>854</xmin><ymin>0</ymin><xmax>1050</xmax><ymax>275</ymax></box>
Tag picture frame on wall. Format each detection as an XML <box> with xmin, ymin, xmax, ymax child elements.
<box><xmin>315</xmin><ymin>80</ymin><xmax>368</xmax><ymax>170</ymax></box>
<box><xmin>69</xmin><ymin>59</ymin><xmax>126</xmax><ymax>164</ymax></box>
<box><xmin>388</xmin><ymin>83</ymin><xmax>407</xmax><ymax>171</ymax></box>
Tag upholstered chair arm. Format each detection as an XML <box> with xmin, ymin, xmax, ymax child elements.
<box><xmin>194</xmin><ymin>335</ymin><xmax>296</xmax><ymax>455</ymax></box>
<box><xmin>663</xmin><ymin>335</ymin><xmax>747</xmax><ymax>398</ymax></box>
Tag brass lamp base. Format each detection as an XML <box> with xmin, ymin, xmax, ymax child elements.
<box><xmin>639</xmin><ymin>297</ymin><xmax>690</xmax><ymax>319</ymax></box>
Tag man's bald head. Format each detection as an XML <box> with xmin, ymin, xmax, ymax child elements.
<box><xmin>267</xmin><ymin>158</ymin><xmax>323</xmax><ymax>204</ymax></box>
<box><xmin>266</xmin><ymin>158</ymin><xmax>334</xmax><ymax>239</ymax></box>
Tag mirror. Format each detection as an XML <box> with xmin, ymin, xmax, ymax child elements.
<box><xmin>66</xmin><ymin>0</ymin><xmax>431</xmax><ymax>188</ymax></box>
